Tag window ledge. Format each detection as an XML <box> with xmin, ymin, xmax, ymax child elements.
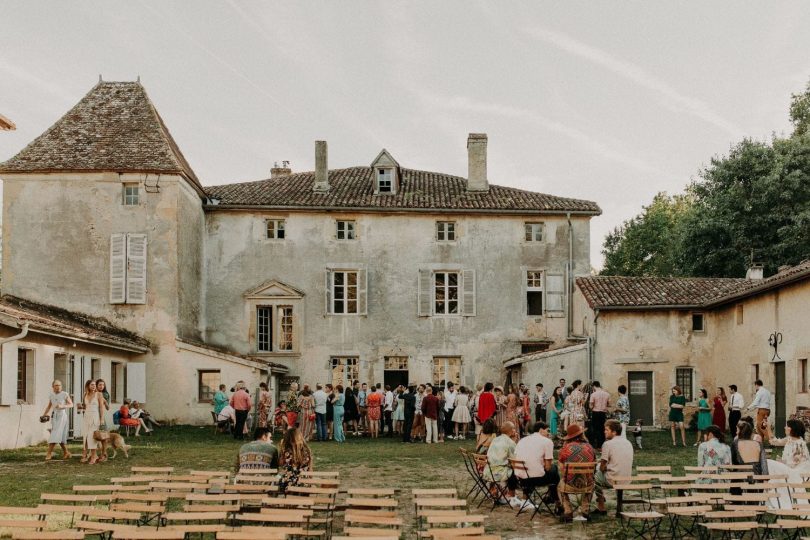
<box><xmin>253</xmin><ymin>352</ymin><xmax>302</xmax><ymax>358</ymax></box>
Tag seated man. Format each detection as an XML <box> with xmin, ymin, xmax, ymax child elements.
<box><xmin>236</xmin><ymin>427</ymin><xmax>279</xmax><ymax>471</ymax></box>
<box><xmin>558</xmin><ymin>424</ymin><xmax>597</xmax><ymax>521</ymax></box>
<box><xmin>486</xmin><ymin>421</ymin><xmax>519</xmax><ymax>505</ymax></box>
<box><xmin>595</xmin><ymin>419</ymin><xmax>634</xmax><ymax>515</ymax></box>
<box><xmin>514</xmin><ymin>421</ymin><xmax>561</xmax><ymax>512</ymax></box>
<box><xmin>217</xmin><ymin>404</ymin><xmax>237</xmax><ymax>433</ymax></box>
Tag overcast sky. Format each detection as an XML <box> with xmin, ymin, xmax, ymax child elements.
<box><xmin>2</xmin><ymin>1</ymin><xmax>809</xmax><ymax>268</ymax></box>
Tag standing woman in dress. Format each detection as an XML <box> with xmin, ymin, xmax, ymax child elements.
<box><xmin>669</xmin><ymin>385</ymin><xmax>687</xmax><ymax>447</ymax></box>
<box><xmin>42</xmin><ymin>380</ymin><xmax>73</xmax><ymax>460</ymax></box>
<box><xmin>494</xmin><ymin>387</ymin><xmax>507</xmax><ymax>428</ymax></box>
<box><xmin>332</xmin><ymin>385</ymin><xmax>346</xmax><ymax>442</ymax></box>
<box><xmin>695</xmin><ymin>388</ymin><xmax>712</xmax><ymax>446</ymax></box>
<box><xmin>549</xmin><ymin>386</ymin><xmax>564</xmax><ymax>437</ymax></box>
<box><xmin>80</xmin><ymin>380</ymin><xmax>105</xmax><ymax>464</ymax></box>
<box><xmin>452</xmin><ymin>386</ymin><xmax>472</xmax><ymax>440</ymax></box>
<box><xmin>257</xmin><ymin>382</ymin><xmax>272</xmax><ymax>428</ymax></box>
<box><xmin>366</xmin><ymin>388</ymin><xmax>382</xmax><ymax>438</ymax></box>
<box><xmin>712</xmin><ymin>387</ymin><xmax>727</xmax><ymax>432</ymax></box>
<box><xmin>615</xmin><ymin>385</ymin><xmax>630</xmax><ymax>439</ymax></box>
<box><xmin>95</xmin><ymin>379</ymin><xmax>110</xmax><ymax>430</ymax></box>
<box><xmin>392</xmin><ymin>386</ymin><xmax>405</xmax><ymax>436</ymax></box>
<box><xmin>297</xmin><ymin>386</ymin><xmax>315</xmax><ymax>442</ymax></box>
<box><xmin>343</xmin><ymin>386</ymin><xmax>359</xmax><ymax>436</ymax></box>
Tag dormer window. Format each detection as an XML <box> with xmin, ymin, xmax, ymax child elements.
<box><xmin>377</xmin><ymin>168</ymin><xmax>393</xmax><ymax>193</ymax></box>
<box><xmin>371</xmin><ymin>149</ymin><xmax>400</xmax><ymax>195</ymax></box>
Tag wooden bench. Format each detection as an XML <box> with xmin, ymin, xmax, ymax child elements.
<box><xmin>0</xmin><ymin>507</ymin><xmax>48</xmax><ymax>531</ymax></box>
<box><xmin>112</xmin><ymin>531</ymin><xmax>185</xmax><ymax>540</ymax></box>
<box><xmin>12</xmin><ymin>532</ymin><xmax>86</xmax><ymax>540</ymax></box>
<box><xmin>131</xmin><ymin>467</ymin><xmax>174</xmax><ymax>475</ymax></box>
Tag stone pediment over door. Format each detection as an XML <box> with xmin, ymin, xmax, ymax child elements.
<box><xmin>243</xmin><ymin>280</ymin><xmax>305</xmax><ymax>300</ymax></box>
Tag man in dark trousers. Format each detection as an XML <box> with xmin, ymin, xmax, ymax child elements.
<box><xmin>402</xmin><ymin>385</ymin><xmax>416</xmax><ymax>442</ymax></box>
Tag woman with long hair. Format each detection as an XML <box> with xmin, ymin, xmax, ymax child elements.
<box><xmin>42</xmin><ymin>379</ymin><xmax>73</xmax><ymax>460</ymax></box>
<box><xmin>278</xmin><ymin>427</ymin><xmax>313</xmax><ymax>492</ymax></box>
<box><xmin>494</xmin><ymin>387</ymin><xmax>507</xmax><ymax>428</ymax></box>
<box><xmin>697</xmin><ymin>424</ymin><xmax>732</xmax><ymax>469</ymax></box>
<box><xmin>392</xmin><ymin>386</ymin><xmax>405</xmax><ymax>436</ymax></box>
<box><xmin>297</xmin><ymin>386</ymin><xmax>315</xmax><ymax>441</ymax></box>
<box><xmin>332</xmin><ymin>385</ymin><xmax>346</xmax><ymax>443</ymax></box>
<box><xmin>80</xmin><ymin>380</ymin><xmax>106</xmax><ymax>464</ymax></box>
<box><xmin>549</xmin><ymin>386</ymin><xmax>564</xmax><ymax>437</ymax></box>
<box><xmin>712</xmin><ymin>387</ymin><xmax>727</xmax><ymax>432</ymax></box>
<box><xmin>257</xmin><ymin>382</ymin><xmax>272</xmax><ymax>428</ymax></box>
<box><xmin>669</xmin><ymin>385</ymin><xmax>687</xmax><ymax>447</ymax></box>
<box><xmin>475</xmin><ymin>418</ymin><xmax>498</xmax><ymax>454</ymax></box>
<box><xmin>95</xmin><ymin>379</ymin><xmax>110</xmax><ymax>430</ymax></box>
<box><xmin>452</xmin><ymin>386</ymin><xmax>472</xmax><ymax>440</ymax></box>
<box><xmin>695</xmin><ymin>388</ymin><xmax>712</xmax><ymax>446</ymax></box>
<box><xmin>366</xmin><ymin>387</ymin><xmax>382</xmax><ymax>439</ymax></box>
<box><xmin>411</xmin><ymin>384</ymin><xmax>426</xmax><ymax>442</ymax></box>
<box><xmin>344</xmin><ymin>386</ymin><xmax>359</xmax><ymax>435</ymax></box>
<box><xmin>731</xmin><ymin>421</ymin><xmax>768</xmax><ymax>475</ymax></box>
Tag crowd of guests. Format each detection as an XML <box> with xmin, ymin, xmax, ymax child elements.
<box><xmin>41</xmin><ymin>378</ymin><xmax>160</xmax><ymax>464</ymax></box>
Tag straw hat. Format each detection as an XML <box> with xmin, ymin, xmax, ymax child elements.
<box><xmin>563</xmin><ymin>424</ymin><xmax>585</xmax><ymax>440</ymax></box>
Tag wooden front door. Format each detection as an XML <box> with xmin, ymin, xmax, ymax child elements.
<box><xmin>628</xmin><ymin>371</ymin><xmax>654</xmax><ymax>425</ymax></box>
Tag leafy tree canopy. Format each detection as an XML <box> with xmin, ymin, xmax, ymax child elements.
<box><xmin>602</xmin><ymin>79</ymin><xmax>810</xmax><ymax>278</ymax></box>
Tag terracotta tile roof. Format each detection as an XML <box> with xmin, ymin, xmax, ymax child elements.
<box><xmin>0</xmin><ymin>81</ymin><xmax>203</xmax><ymax>194</ymax></box>
<box><xmin>207</xmin><ymin>167</ymin><xmax>601</xmax><ymax>214</ymax></box>
<box><xmin>0</xmin><ymin>295</ymin><xmax>150</xmax><ymax>353</ymax></box>
<box><xmin>577</xmin><ymin>260</ymin><xmax>810</xmax><ymax>310</ymax></box>
<box><xmin>576</xmin><ymin>276</ymin><xmax>748</xmax><ymax>309</ymax></box>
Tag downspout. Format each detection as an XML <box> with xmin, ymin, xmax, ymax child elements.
<box><xmin>566</xmin><ymin>213</ymin><xmax>574</xmax><ymax>338</ymax></box>
<box><xmin>0</xmin><ymin>321</ymin><xmax>29</xmax><ymax>346</ymax></box>
<box><xmin>591</xmin><ymin>309</ymin><xmax>600</xmax><ymax>381</ymax></box>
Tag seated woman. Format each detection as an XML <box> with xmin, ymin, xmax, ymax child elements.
<box><xmin>475</xmin><ymin>418</ymin><xmax>498</xmax><ymax>454</ymax></box>
<box><xmin>119</xmin><ymin>399</ymin><xmax>152</xmax><ymax>436</ymax></box>
<box><xmin>274</xmin><ymin>401</ymin><xmax>290</xmax><ymax>430</ymax></box>
<box><xmin>277</xmin><ymin>427</ymin><xmax>313</xmax><ymax>493</ymax></box>
<box><xmin>130</xmin><ymin>401</ymin><xmax>161</xmax><ymax>430</ymax></box>
<box><xmin>765</xmin><ymin>419</ymin><xmax>810</xmax><ymax>482</ymax></box>
<box><xmin>731</xmin><ymin>421</ymin><xmax>768</xmax><ymax>475</ymax></box>
<box><xmin>697</xmin><ymin>425</ymin><xmax>731</xmax><ymax>470</ymax></box>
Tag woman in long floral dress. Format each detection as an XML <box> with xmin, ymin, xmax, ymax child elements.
<box><xmin>494</xmin><ymin>387</ymin><xmax>507</xmax><ymax>428</ymax></box>
<box><xmin>297</xmin><ymin>386</ymin><xmax>315</xmax><ymax>441</ymax></box>
<box><xmin>257</xmin><ymin>382</ymin><xmax>272</xmax><ymax>428</ymax></box>
<box><xmin>277</xmin><ymin>427</ymin><xmax>312</xmax><ymax>493</ymax></box>
<box><xmin>285</xmin><ymin>382</ymin><xmax>300</xmax><ymax>427</ymax></box>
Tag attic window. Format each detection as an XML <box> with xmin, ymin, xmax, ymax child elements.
<box><xmin>377</xmin><ymin>168</ymin><xmax>393</xmax><ymax>193</ymax></box>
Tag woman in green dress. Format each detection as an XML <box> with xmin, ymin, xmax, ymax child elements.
<box><xmin>669</xmin><ymin>385</ymin><xmax>687</xmax><ymax>447</ymax></box>
<box><xmin>549</xmin><ymin>386</ymin><xmax>564</xmax><ymax>437</ymax></box>
<box><xmin>695</xmin><ymin>388</ymin><xmax>712</xmax><ymax>446</ymax></box>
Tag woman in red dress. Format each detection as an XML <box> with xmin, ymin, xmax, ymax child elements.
<box><xmin>476</xmin><ymin>382</ymin><xmax>496</xmax><ymax>425</ymax></box>
<box><xmin>366</xmin><ymin>391</ymin><xmax>382</xmax><ymax>439</ymax></box>
<box><xmin>712</xmin><ymin>387</ymin><xmax>727</xmax><ymax>431</ymax></box>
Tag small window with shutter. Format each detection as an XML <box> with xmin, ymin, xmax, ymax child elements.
<box><xmin>17</xmin><ymin>349</ymin><xmax>34</xmax><ymax>403</ymax></box>
<box><xmin>326</xmin><ymin>268</ymin><xmax>367</xmax><ymax>315</ymax></box>
<box><xmin>109</xmin><ymin>233</ymin><xmax>148</xmax><ymax>305</ymax></box>
<box><xmin>417</xmin><ymin>268</ymin><xmax>476</xmax><ymax>317</ymax></box>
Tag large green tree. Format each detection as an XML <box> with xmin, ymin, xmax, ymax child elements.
<box><xmin>601</xmin><ymin>193</ymin><xmax>692</xmax><ymax>276</ymax></box>
<box><xmin>602</xmin><ymin>80</ymin><xmax>810</xmax><ymax>278</ymax></box>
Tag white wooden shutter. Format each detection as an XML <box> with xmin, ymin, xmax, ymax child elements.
<box><xmin>126</xmin><ymin>362</ymin><xmax>147</xmax><ymax>403</ymax></box>
<box><xmin>357</xmin><ymin>269</ymin><xmax>367</xmax><ymax>315</ymax></box>
<box><xmin>0</xmin><ymin>343</ymin><xmax>17</xmax><ymax>405</ymax></box>
<box><xmin>462</xmin><ymin>269</ymin><xmax>476</xmax><ymax>316</ymax></box>
<box><xmin>109</xmin><ymin>234</ymin><xmax>126</xmax><ymax>304</ymax></box>
<box><xmin>417</xmin><ymin>269</ymin><xmax>432</xmax><ymax>316</ymax></box>
<box><xmin>125</xmin><ymin>234</ymin><xmax>147</xmax><ymax>304</ymax></box>
<box><xmin>545</xmin><ymin>273</ymin><xmax>565</xmax><ymax>317</ymax></box>
<box><xmin>24</xmin><ymin>351</ymin><xmax>35</xmax><ymax>403</ymax></box>
<box><xmin>325</xmin><ymin>270</ymin><xmax>333</xmax><ymax>315</ymax></box>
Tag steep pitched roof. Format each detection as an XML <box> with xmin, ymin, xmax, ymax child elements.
<box><xmin>0</xmin><ymin>81</ymin><xmax>203</xmax><ymax>194</ymax></box>
<box><xmin>0</xmin><ymin>295</ymin><xmax>150</xmax><ymax>353</ymax></box>
<box><xmin>576</xmin><ymin>276</ymin><xmax>748</xmax><ymax>309</ymax></box>
<box><xmin>207</xmin><ymin>167</ymin><xmax>601</xmax><ymax>214</ymax></box>
<box><xmin>577</xmin><ymin>260</ymin><xmax>810</xmax><ymax>310</ymax></box>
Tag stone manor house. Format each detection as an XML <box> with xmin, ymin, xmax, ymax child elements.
<box><xmin>2</xmin><ymin>80</ymin><xmax>807</xmax><ymax>449</ymax></box>
<box><xmin>0</xmin><ymin>81</ymin><xmax>600</xmax><ymax>448</ymax></box>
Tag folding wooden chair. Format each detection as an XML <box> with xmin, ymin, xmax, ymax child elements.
<box><xmin>558</xmin><ymin>461</ymin><xmax>597</xmax><ymax>519</ymax></box>
<box><xmin>12</xmin><ymin>532</ymin><xmax>85</xmax><ymax>540</ymax></box>
<box><xmin>507</xmin><ymin>457</ymin><xmax>555</xmax><ymax>519</ymax></box>
<box><xmin>616</xmin><ymin>479</ymin><xmax>664</xmax><ymax>539</ymax></box>
<box><xmin>111</xmin><ymin>531</ymin><xmax>185</xmax><ymax>540</ymax></box>
<box><xmin>0</xmin><ymin>507</ymin><xmax>49</xmax><ymax>533</ymax></box>
<box><xmin>216</xmin><ymin>531</ymin><xmax>287</xmax><ymax>540</ymax></box>
<box><xmin>422</xmin><ymin>514</ymin><xmax>486</xmax><ymax>538</ymax></box>
<box><xmin>131</xmin><ymin>467</ymin><xmax>174</xmax><ymax>476</ymax></box>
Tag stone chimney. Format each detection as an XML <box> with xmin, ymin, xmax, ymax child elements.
<box><xmin>745</xmin><ymin>263</ymin><xmax>764</xmax><ymax>280</ymax></box>
<box><xmin>271</xmin><ymin>161</ymin><xmax>291</xmax><ymax>178</ymax></box>
<box><xmin>314</xmin><ymin>141</ymin><xmax>329</xmax><ymax>192</ymax></box>
<box><xmin>467</xmin><ymin>133</ymin><xmax>488</xmax><ymax>192</ymax></box>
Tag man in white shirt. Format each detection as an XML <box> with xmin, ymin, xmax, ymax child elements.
<box><xmin>594</xmin><ymin>420</ymin><xmax>634</xmax><ymax>515</ymax></box>
<box><xmin>383</xmin><ymin>385</ymin><xmax>394</xmax><ymax>437</ymax></box>
<box><xmin>444</xmin><ymin>382</ymin><xmax>457</xmax><ymax>439</ymax></box>
<box><xmin>217</xmin><ymin>404</ymin><xmax>237</xmax><ymax>427</ymax></box>
<box><xmin>747</xmin><ymin>379</ymin><xmax>771</xmax><ymax>438</ymax></box>
<box><xmin>534</xmin><ymin>384</ymin><xmax>549</xmax><ymax>423</ymax></box>
<box><xmin>313</xmin><ymin>384</ymin><xmax>328</xmax><ymax>442</ymax></box>
<box><xmin>514</xmin><ymin>421</ymin><xmax>560</xmax><ymax>510</ymax></box>
<box><xmin>728</xmin><ymin>384</ymin><xmax>745</xmax><ymax>436</ymax></box>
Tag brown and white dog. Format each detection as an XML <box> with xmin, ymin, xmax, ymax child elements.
<box><xmin>103</xmin><ymin>432</ymin><xmax>131</xmax><ymax>459</ymax></box>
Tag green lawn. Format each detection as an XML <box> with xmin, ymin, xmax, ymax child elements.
<box><xmin>0</xmin><ymin>427</ymin><xmax>719</xmax><ymax>538</ymax></box>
